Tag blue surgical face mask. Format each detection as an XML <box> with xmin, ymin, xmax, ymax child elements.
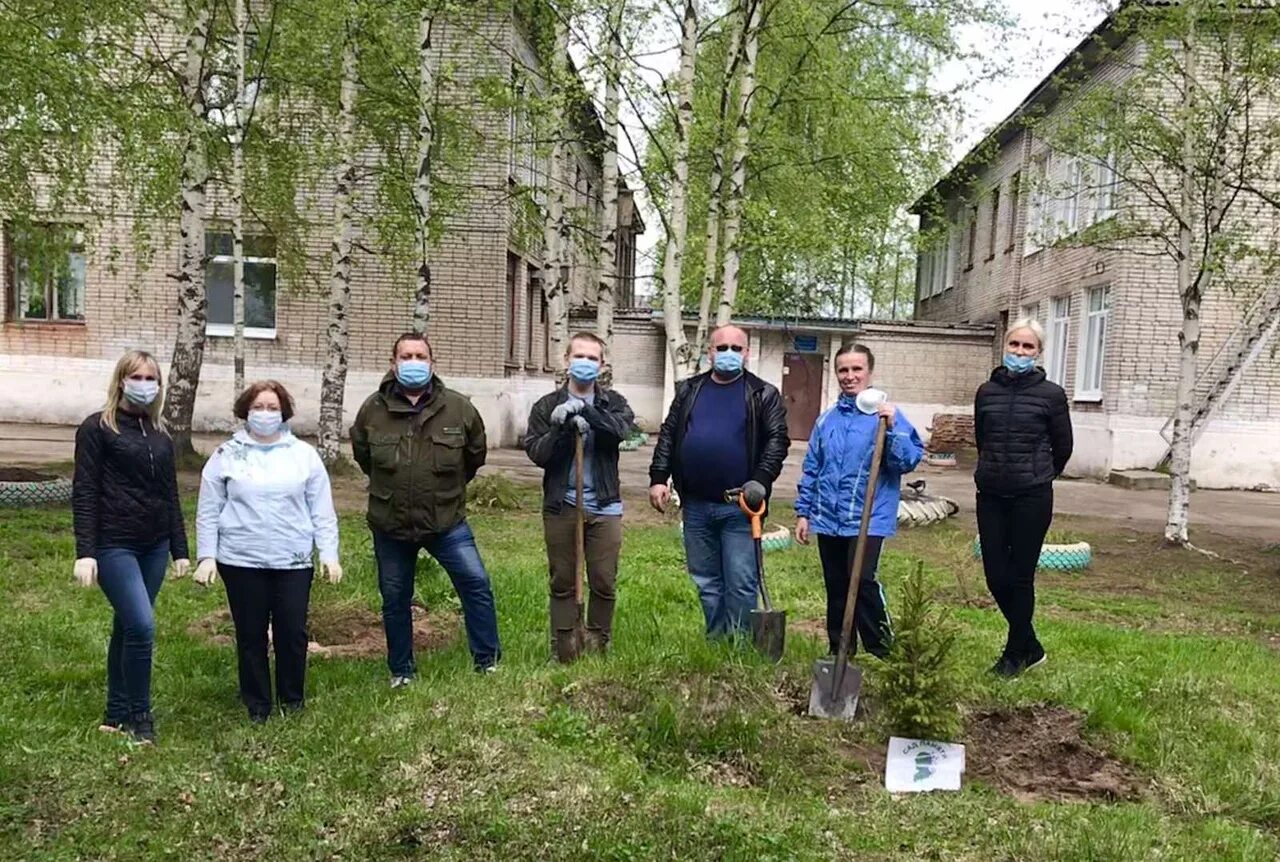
<box><xmin>568</xmin><ymin>358</ymin><xmax>600</xmax><ymax>384</ymax></box>
<box><xmin>396</xmin><ymin>359</ymin><xmax>432</xmax><ymax>389</ymax></box>
<box><xmin>1003</xmin><ymin>353</ymin><xmax>1037</xmax><ymax>374</ymax></box>
<box><xmin>712</xmin><ymin>349</ymin><xmax>744</xmax><ymax>376</ymax></box>
<box><xmin>247</xmin><ymin>410</ymin><xmax>282</xmax><ymax>438</ymax></box>
<box><xmin>122</xmin><ymin>379</ymin><xmax>158</xmax><ymax>406</ymax></box>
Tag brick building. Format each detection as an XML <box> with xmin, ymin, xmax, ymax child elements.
<box><xmin>911</xmin><ymin>11</ymin><xmax>1280</xmax><ymax>490</ymax></box>
<box><xmin>0</xmin><ymin>7</ymin><xmax>643</xmax><ymax>447</ymax></box>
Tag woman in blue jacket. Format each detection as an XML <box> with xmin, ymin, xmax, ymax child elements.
<box><xmin>794</xmin><ymin>344</ymin><xmax>925</xmax><ymax>658</ymax></box>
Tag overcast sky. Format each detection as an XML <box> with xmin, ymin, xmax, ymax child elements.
<box><xmin>615</xmin><ymin>0</ymin><xmax>1112</xmax><ymax>300</ymax></box>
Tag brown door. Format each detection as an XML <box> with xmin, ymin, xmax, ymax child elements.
<box><xmin>782</xmin><ymin>352</ymin><xmax>825</xmax><ymax>440</ymax></box>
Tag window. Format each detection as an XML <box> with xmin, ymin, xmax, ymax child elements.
<box><xmin>966</xmin><ymin>205</ymin><xmax>978</xmax><ymax>268</ymax></box>
<box><xmin>1024</xmin><ymin>155</ymin><xmax>1049</xmax><ymax>255</ymax></box>
<box><xmin>1094</xmin><ymin>149</ymin><xmax>1118</xmax><ymax>221</ymax></box>
<box><xmin>1076</xmin><ymin>286</ymin><xmax>1109</xmax><ymax>399</ymax></box>
<box><xmin>1046</xmin><ymin>295</ymin><xmax>1070</xmax><ymax>385</ymax></box>
<box><xmin>945</xmin><ymin>226</ymin><xmax>959</xmax><ymax>290</ymax></box>
<box><xmin>5</xmin><ymin>223</ymin><xmax>85</xmax><ymax>322</ymax></box>
<box><xmin>987</xmin><ymin>187</ymin><xmax>1000</xmax><ymax>259</ymax></box>
<box><xmin>1062</xmin><ymin>158</ymin><xmax>1082</xmax><ymax>235</ymax></box>
<box><xmin>205</xmin><ymin>231</ymin><xmax>277</xmax><ymax>337</ymax></box>
<box><xmin>506</xmin><ymin>253</ymin><xmax>520</xmax><ymax>362</ymax></box>
<box><xmin>1005</xmin><ymin>172</ymin><xmax>1020</xmax><ymax>253</ymax></box>
<box><xmin>1019</xmin><ymin>302</ymin><xmax>1040</xmax><ymax>325</ymax></box>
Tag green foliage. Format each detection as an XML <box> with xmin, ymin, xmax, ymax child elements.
<box><xmin>877</xmin><ymin>561</ymin><xmax>961</xmax><ymax>741</ymax></box>
<box><xmin>467</xmin><ymin>473</ymin><xmax>537</xmax><ymax>511</ymax></box>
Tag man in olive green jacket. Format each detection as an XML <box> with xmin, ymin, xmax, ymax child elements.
<box><xmin>351</xmin><ymin>332</ymin><xmax>500</xmax><ymax>684</ymax></box>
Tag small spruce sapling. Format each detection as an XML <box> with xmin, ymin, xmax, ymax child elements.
<box><xmin>878</xmin><ymin>561</ymin><xmax>961</xmax><ymax>741</ymax></box>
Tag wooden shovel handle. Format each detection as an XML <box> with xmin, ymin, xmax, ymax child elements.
<box><xmin>833</xmin><ymin>417</ymin><xmax>887</xmax><ymax>686</ymax></box>
<box><xmin>574</xmin><ymin>433</ymin><xmax>585</xmax><ymax>606</ymax></box>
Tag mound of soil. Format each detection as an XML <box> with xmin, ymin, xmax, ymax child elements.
<box><xmin>188</xmin><ymin>601</ymin><xmax>458</xmax><ymax>658</ymax></box>
<box><xmin>964</xmin><ymin>705</ymin><xmax>1145</xmax><ymax>803</ymax></box>
<box><xmin>0</xmin><ymin>467</ymin><xmax>56</xmax><ymax>482</ymax></box>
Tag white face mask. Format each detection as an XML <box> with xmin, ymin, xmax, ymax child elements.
<box><xmin>247</xmin><ymin>410</ymin><xmax>283</xmax><ymax>437</ymax></box>
<box><xmin>122</xmin><ymin>379</ymin><xmax>159</xmax><ymax>406</ymax></box>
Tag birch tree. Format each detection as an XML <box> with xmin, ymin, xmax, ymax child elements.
<box><xmin>658</xmin><ymin>0</ymin><xmax>699</xmax><ymax>379</ymax></box>
<box><xmin>162</xmin><ymin>3</ymin><xmax>214</xmax><ymax>460</ymax></box>
<box><xmin>595</xmin><ymin>0</ymin><xmax>624</xmax><ymax>354</ymax></box>
<box><xmin>411</xmin><ymin>5</ymin><xmax>436</xmax><ymax>332</ymax></box>
<box><xmin>714</xmin><ymin>0</ymin><xmax>761</xmax><ymax>326</ymax></box>
<box><xmin>1042</xmin><ymin>0</ymin><xmax>1280</xmax><ymax>545</ymax></box>
<box><xmin>231</xmin><ymin>0</ymin><xmax>248</xmax><ymax>393</ymax></box>
<box><xmin>317</xmin><ymin>20</ymin><xmax>360</xmax><ymax>465</ymax></box>
<box><xmin>542</xmin><ymin>15</ymin><xmax>572</xmax><ymax>362</ymax></box>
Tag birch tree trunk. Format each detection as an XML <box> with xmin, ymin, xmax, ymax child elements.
<box><xmin>162</xmin><ymin>2</ymin><xmax>212</xmax><ymax>459</ymax></box>
<box><xmin>715</xmin><ymin>0</ymin><xmax>760</xmax><ymax>325</ymax></box>
<box><xmin>318</xmin><ymin>29</ymin><xmax>359</xmax><ymax>466</ymax></box>
<box><xmin>660</xmin><ymin>0</ymin><xmax>699</xmax><ymax>379</ymax></box>
<box><xmin>543</xmin><ymin>17</ymin><xmax>570</xmax><ymax>364</ymax></box>
<box><xmin>411</xmin><ymin>9</ymin><xmax>434</xmax><ymax>333</ymax></box>
<box><xmin>596</xmin><ymin>0</ymin><xmax>622</xmax><ymax>359</ymax></box>
<box><xmin>694</xmin><ymin>10</ymin><xmax>742</xmax><ymax>359</ymax></box>
<box><xmin>231</xmin><ymin>0</ymin><xmax>247</xmax><ymax>393</ymax></box>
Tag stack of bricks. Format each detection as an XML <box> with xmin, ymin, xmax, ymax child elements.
<box><xmin>928</xmin><ymin>413</ymin><xmax>975</xmax><ymax>453</ymax></box>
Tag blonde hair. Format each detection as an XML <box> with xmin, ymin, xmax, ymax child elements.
<box><xmin>101</xmin><ymin>350</ymin><xmax>164</xmax><ymax>433</ymax></box>
<box><xmin>1005</xmin><ymin>317</ymin><xmax>1046</xmax><ymax>353</ymax></box>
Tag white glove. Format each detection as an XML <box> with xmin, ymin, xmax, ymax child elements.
<box><xmin>171</xmin><ymin>558</ymin><xmax>191</xmax><ymax>579</ymax></box>
<box><xmin>323</xmin><ymin>560</ymin><xmax>343</xmax><ymax>584</ymax></box>
<box><xmin>193</xmin><ymin>558</ymin><xmax>218</xmax><ymax>587</ymax></box>
<box><xmin>572</xmin><ymin>415</ymin><xmax>589</xmax><ymax>435</ymax></box>
<box><xmin>73</xmin><ymin>558</ymin><xmax>98</xmax><ymax>588</ymax></box>
<box><xmin>550</xmin><ymin>399</ymin><xmax>584</xmax><ymax>425</ymax></box>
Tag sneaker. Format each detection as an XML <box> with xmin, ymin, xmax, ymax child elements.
<box><xmin>990</xmin><ymin>655</ymin><xmax>1019</xmax><ymax>678</ymax></box>
<box><xmin>991</xmin><ymin>647</ymin><xmax>1047</xmax><ymax>678</ymax></box>
<box><xmin>390</xmin><ymin>675</ymin><xmax>414</xmax><ymax>689</ymax></box>
<box><xmin>124</xmin><ymin>712</ymin><xmax>155</xmax><ymax>744</ymax></box>
<box><xmin>98</xmin><ymin>717</ymin><xmax>127</xmax><ymax>734</ymax></box>
<box><xmin>249</xmin><ymin>712</ymin><xmax>270</xmax><ymax>725</ymax></box>
<box><xmin>281</xmin><ymin>701</ymin><xmax>305</xmax><ymax>717</ymax></box>
<box><xmin>475</xmin><ymin>663</ymin><xmax>499</xmax><ymax>674</ymax></box>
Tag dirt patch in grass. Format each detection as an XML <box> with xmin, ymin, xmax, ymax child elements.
<box><xmin>0</xmin><ymin>467</ymin><xmax>56</xmax><ymax>482</ymax></box>
<box><xmin>964</xmin><ymin>704</ymin><xmax>1146</xmax><ymax>803</ymax></box>
<box><xmin>188</xmin><ymin>600</ymin><xmax>458</xmax><ymax>658</ymax></box>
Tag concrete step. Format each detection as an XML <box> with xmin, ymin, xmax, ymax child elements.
<box><xmin>1107</xmin><ymin>469</ymin><xmax>1196</xmax><ymax>492</ymax></box>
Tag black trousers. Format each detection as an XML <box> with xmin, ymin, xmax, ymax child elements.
<box><xmin>816</xmin><ymin>534</ymin><xmax>891</xmax><ymax>658</ymax></box>
<box><xmin>976</xmin><ymin>486</ymin><xmax>1054</xmax><ymax>659</ymax></box>
<box><xmin>219</xmin><ymin>563</ymin><xmax>313</xmax><ymax>717</ymax></box>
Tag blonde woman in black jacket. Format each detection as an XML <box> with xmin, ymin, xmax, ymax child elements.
<box><xmin>974</xmin><ymin>319</ymin><xmax>1073</xmax><ymax>678</ymax></box>
<box><xmin>72</xmin><ymin>350</ymin><xmax>190</xmax><ymax>743</ymax></box>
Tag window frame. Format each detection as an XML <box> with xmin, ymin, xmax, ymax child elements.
<box><xmin>986</xmin><ymin>186</ymin><xmax>1000</xmax><ymax>261</ymax></box>
<box><xmin>1075</xmin><ymin>285</ymin><xmax>1109</xmax><ymax>401</ymax></box>
<box><xmin>204</xmin><ymin>230</ymin><xmax>278</xmax><ymax>339</ymax></box>
<box><xmin>4</xmin><ymin>221</ymin><xmax>87</xmax><ymax>324</ymax></box>
<box><xmin>1046</xmin><ymin>295</ymin><xmax>1071</xmax><ymax>385</ymax></box>
<box><xmin>1024</xmin><ymin>155</ymin><xmax>1049</xmax><ymax>256</ymax></box>
<box><xmin>1004</xmin><ymin>172</ymin><xmax>1020</xmax><ymax>254</ymax></box>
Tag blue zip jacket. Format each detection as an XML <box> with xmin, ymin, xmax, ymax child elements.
<box><xmin>794</xmin><ymin>396</ymin><xmax>925</xmax><ymax>538</ymax></box>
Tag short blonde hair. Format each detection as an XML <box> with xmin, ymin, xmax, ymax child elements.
<box><xmin>1005</xmin><ymin>317</ymin><xmax>1046</xmax><ymax>352</ymax></box>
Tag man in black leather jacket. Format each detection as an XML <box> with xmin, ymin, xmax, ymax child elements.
<box><xmin>648</xmin><ymin>325</ymin><xmax>789</xmax><ymax>637</ymax></box>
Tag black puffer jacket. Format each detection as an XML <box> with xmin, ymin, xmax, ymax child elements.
<box><xmin>973</xmin><ymin>367</ymin><xmax>1073</xmax><ymax>495</ymax></box>
<box><xmin>523</xmin><ymin>385</ymin><xmax>635</xmax><ymax>514</ymax></box>
<box><xmin>72</xmin><ymin>409</ymin><xmax>189</xmax><ymax>560</ymax></box>
<box><xmin>648</xmin><ymin>370</ymin><xmax>790</xmax><ymax>498</ymax></box>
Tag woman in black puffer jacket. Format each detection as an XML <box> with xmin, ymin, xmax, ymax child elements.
<box><xmin>72</xmin><ymin>350</ymin><xmax>190</xmax><ymax>743</ymax></box>
<box><xmin>974</xmin><ymin>318</ymin><xmax>1073</xmax><ymax>677</ymax></box>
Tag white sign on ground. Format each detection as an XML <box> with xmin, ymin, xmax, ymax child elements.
<box><xmin>884</xmin><ymin>737</ymin><xmax>966</xmax><ymax>793</ymax></box>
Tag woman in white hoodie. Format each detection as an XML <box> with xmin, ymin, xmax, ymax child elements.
<box><xmin>195</xmin><ymin>380</ymin><xmax>341</xmax><ymax>722</ymax></box>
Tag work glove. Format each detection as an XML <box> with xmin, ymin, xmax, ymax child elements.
<box><xmin>171</xmin><ymin>558</ymin><xmax>191</xmax><ymax>579</ymax></box>
<box><xmin>571</xmin><ymin>415</ymin><xmax>589</xmax><ymax>435</ymax></box>
<box><xmin>73</xmin><ymin>558</ymin><xmax>98</xmax><ymax>588</ymax></box>
<box><xmin>323</xmin><ymin>560</ymin><xmax>343</xmax><ymax>584</ymax></box>
<box><xmin>550</xmin><ymin>398</ymin><xmax>584</xmax><ymax>425</ymax></box>
<box><xmin>193</xmin><ymin>558</ymin><xmax>219</xmax><ymax>587</ymax></box>
<box><xmin>741</xmin><ymin>480</ymin><xmax>766</xmax><ymax>509</ymax></box>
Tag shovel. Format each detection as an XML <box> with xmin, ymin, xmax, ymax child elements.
<box><xmin>731</xmin><ymin>481</ymin><xmax>786</xmax><ymax>662</ymax></box>
<box><xmin>572</xmin><ymin>430</ymin><xmax>587</xmax><ymax>658</ymax></box>
<box><xmin>809</xmin><ymin>415</ymin><xmax>888</xmax><ymax>720</ymax></box>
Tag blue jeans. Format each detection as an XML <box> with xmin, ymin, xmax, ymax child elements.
<box><xmin>681</xmin><ymin>500</ymin><xmax>758</xmax><ymax>637</ymax></box>
<box><xmin>372</xmin><ymin>522</ymin><xmax>501</xmax><ymax>674</ymax></box>
<box><xmin>97</xmin><ymin>541</ymin><xmax>170</xmax><ymax>719</ymax></box>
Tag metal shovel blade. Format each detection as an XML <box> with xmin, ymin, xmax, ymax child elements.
<box><xmin>808</xmin><ymin>658</ymin><xmax>863</xmax><ymax>721</ymax></box>
<box><xmin>750</xmin><ymin>608</ymin><xmax>786</xmax><ymax>663</ymax></box>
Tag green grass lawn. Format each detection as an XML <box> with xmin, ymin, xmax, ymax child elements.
<box><xmin>2</xmin><ymin>487</ymin><xmax>1279</xmax><ymax>861</ymax></box>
